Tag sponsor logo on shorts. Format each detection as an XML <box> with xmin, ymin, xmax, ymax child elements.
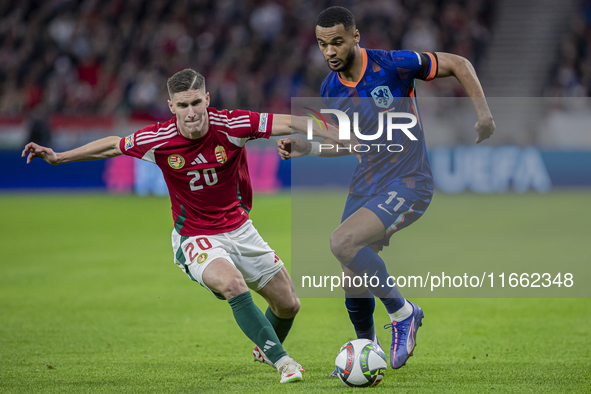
<box><xmin>124</xmin><ymin>135</ymin><xmax>134</xmax><ymax>150</ymax></box>
<box><xmin>168</xmin><ymin>154</ymin><xmax>185</xmax><ymax>169</ymax></box>
<box><xmin>197</xmin><ymin>252</ymin><xmax>208</xmax><ymax>264</ymax></box>
<box><xmin>214</xmin><ymin>145</ymin><xmax>227</xmax><ymax>164</ymax></box>
<box><xmin>274</xmin><ymin>253</ymin><xmax>280</xmax><ymax>264</ymax></box>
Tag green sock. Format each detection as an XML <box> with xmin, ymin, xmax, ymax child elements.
<box><xmin>228</xmin><ymin>292</ymin><xmax>287</xmax><ymax>364</ymax></box>
<box><xmin>265</xmin><ymin>306</ymin><xmax>294</xmax><ymax>343</ymax></box>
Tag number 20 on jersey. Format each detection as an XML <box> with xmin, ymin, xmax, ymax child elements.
<box><xmin>187</xmin><ymin>169</ymin><xmax>218</xmax><ymax>191</ymax></box>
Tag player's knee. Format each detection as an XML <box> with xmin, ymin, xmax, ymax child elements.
<box><xmin>288</xmin><ymin>297</ymin><xmax>301</xmax><ymax>317</ymax></box>
<box><xmin>330</xmin><ymin>231</ymin><xmax>356</xmax><ymax>263</ymax></box>
<box><xmin>274</xmin><ymin>297</ymin><xmax>300</xmax><ymax>319</ymax></box>
<box><xmin>220</xmin><ymin>276</ymin><xmax>249</xmax><ymax>299</ymax></box>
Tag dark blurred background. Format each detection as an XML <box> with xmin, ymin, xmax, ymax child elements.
<box><xmin>0</xmin><ymin>0</ymin><xmax>498</xmax><ymax>117</ymax></box>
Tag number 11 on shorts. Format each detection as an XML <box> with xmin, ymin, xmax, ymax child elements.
<box><xmin>386</xmin><ymin>191</ymin><xmax>405</xmax><ymax>211</ymax></box>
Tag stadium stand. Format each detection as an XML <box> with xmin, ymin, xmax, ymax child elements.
<box><xmin>544</xmin><ymin>0</ymin><xmax>591</xmax><ymax>97</ymax></box>
<box><xmin>0</xmin><ymin>0</ymin><xmax>495</xmax><ymax>117</ymax></box>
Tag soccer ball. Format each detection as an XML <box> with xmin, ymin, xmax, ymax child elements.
<box><xmin>334</xmin><ymin>339</ymin><xmax>387</xmax><ymax>387</ymax></box>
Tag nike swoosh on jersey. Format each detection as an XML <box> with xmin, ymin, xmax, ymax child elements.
<box><xmin>377</xmin><ymin>204</ymin><xmax>393</xmax><ymax>216</ymax></box>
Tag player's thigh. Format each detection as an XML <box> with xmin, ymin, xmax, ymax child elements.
<box><xmin>332</xmin><ymin>188</ymin><xmax>432</xmax><ymax>255</ymax></box>
<box><xmin>363</xmin><ymin>186</ymin><xmax>433</xmax><ymax>247</ymax></box>
<box><xmin>172</xmin><ymin>230</ymin><xmax>244</xmax><ymax>300</ymax></box>
<box><xmin>229</xmin><ymin>220</ymin><xmax>285</xmax><ymax>292</ymax></box>
<box><xmin>255</xmin><ymin>266</ymin><xmax>300</xmax><ymax>317</ymax></box>
<box><xmin>331</xmin><ymin>206</ymin><xmax>387</xmax><ymax>254</ymax></box>
<box><xmin>201</xmin><ymin>257</ymin><xmax>248</xmax><ymax>298</ymax></box>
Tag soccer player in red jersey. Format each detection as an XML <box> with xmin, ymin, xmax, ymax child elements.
<box><xmin>22</xmin><ymin>69</ymin><xmax>335</xmax><ymax>384</ymax></box>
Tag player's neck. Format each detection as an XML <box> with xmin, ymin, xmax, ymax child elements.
<box><xmin>338</xmin><ymin>47</ymin><xmax>364</xmax><ymax>82</ymax></box>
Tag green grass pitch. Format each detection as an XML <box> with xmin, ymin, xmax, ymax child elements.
<box><xmin>0</xmin><ymin>192</ymin><xmax>589</xmax><ymax>393</ymax></box>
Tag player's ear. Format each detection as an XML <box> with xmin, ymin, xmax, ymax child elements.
<box><xmin>168</xmin><ymin>99</ymin><xmax>175</xmax><ymax>114</ymax></box>
<box><xmin>206</xmin><ymin>92</ymin><xmax>210</xmax><ymax>107</ymax></box>
<box><xmin>354</xmin><ymin>29</ymin><xmax>360</xmax><ymax>45</ymax></box>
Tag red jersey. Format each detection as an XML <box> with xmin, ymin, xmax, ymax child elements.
<box><xmin>119</xmin><ymin>108</ymin><xmax>273</xmax><ymax>236</ymax></box>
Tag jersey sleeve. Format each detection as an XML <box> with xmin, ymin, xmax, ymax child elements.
<box><xmin>388</xmin><ymin>50</ymin><xmax>438</xmax><ymax>85</ymax></box>
<box><xmin>118</xmin><ymin>123</ymin><xmax>157</xmax><ymax>160</ymax></box>
<box><xmin>415</xmin><ymin>52</ymin><xmax>438</xmax><ymax>81</ymax></box>
<box><xmin>212</xmin><ymin>109</ymin><xmax>273</xmax><ymax>140</ymax></box>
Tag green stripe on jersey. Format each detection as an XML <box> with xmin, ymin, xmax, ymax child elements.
<box><xmin>174</xmin><ymin>199</ymin><xmax>187</xmax><ymax>234</ymax></box>
<box><xmin>236</xmin><ymin>180</ymin><xmax>251</xmax><ymax>214</ymax></box>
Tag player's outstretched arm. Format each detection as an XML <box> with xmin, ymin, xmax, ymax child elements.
<box><xmin>435</xmin><ymin>52</ymin><xmax>496</xmax><ymax>144</ymax></box>
<box><xmin>277</xmin><ymin>138</ymin><xmax>310</xmax><ymax>160</ymax></box>
<box><xmin>22</xmin><ymin>136</ymin><xmax>123</xmax><ymax>165</ymax></box>
<box><xmin>271</xmin><ymin>114</ymin><xmax>341</xmax><ymax>141</ymax></box>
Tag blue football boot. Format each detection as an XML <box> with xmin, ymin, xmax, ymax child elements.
<box><xmin>384</xmin><ymin>301</ymin><xmax>423</xmax><ymax>369</ymax></box>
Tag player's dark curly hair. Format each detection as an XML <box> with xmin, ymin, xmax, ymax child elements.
<box><xmin>167</xmin><ymin>69</ymin><xmax>205</xmax><ymax>96</ymax></box>
<box><xmin>316</xmin><ymin>6</ymin><xmax>356</xmax><ymax>31</ymax></box>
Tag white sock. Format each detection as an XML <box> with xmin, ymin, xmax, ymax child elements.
<box><xmin>388</xmin><ymin>300</ymin><xmax>412</xmax><ymax>322</ymax></box>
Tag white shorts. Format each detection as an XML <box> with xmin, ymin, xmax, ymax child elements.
<box><xmin>171</xmin><ymin>219</ymin><xmax>284</xmax><ymax>299</ymax></box>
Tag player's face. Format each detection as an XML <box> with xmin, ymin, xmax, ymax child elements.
<box><xmin>316</xmin><ymin>24</ymin><xmax>359</xmax><ymax>72</ymax></box>
<box><xmin>168</xmin><ymin>89</ymin><xmax>210</xmax><ymax>137</ymax></box>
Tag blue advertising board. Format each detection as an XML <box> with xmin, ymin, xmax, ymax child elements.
<box><xmin>3</xmin><ymin>146</ymin><xmax>591</xmax><ymax>192</ymax></box>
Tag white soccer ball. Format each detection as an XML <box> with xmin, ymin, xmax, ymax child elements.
<box><xmin>334</xmin><ymin>338</ymin><xmax>387</xmax><ymax>387</ymax></box>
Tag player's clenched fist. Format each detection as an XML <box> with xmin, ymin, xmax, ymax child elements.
<box><xmin>276</xmin><ymin>137</ymin><xmax>311</xmax><ymax>160</ymax></box>
<box><xmin>22</xmin><ymin>142</ymin><xmax>59</xmax><ymax>165</ymax></box>
<box><xmin>474</xmin><ymin>118</ymin><xmax>495</xmax><ymax>144</ymax></box>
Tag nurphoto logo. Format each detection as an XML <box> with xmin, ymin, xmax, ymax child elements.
<box><xmin>305</xmin><ymin>108</ymin><xmax>419</xmax><ymax>153</ymax></box>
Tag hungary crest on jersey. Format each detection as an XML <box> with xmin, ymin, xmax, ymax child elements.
<box><xmin>215</xmin><ymin>145</ymin><xmax>227</xmax><ymax>164</ymax></box>
<box><xmin>168</xmin><ymin>154</ymin><xmax>185</xmax><ymax>169</ymax></box>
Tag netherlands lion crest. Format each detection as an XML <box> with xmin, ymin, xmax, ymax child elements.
<box><xmin>371</xmin><ymin>86</ymin><xmax>393</xmax><ymax>109</ymax></box>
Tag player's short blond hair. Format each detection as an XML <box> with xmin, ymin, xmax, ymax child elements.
<box><xmin>167</xmin><ymin>69</ymin><xmax>205</xmax><ymax>97</ymax></box>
